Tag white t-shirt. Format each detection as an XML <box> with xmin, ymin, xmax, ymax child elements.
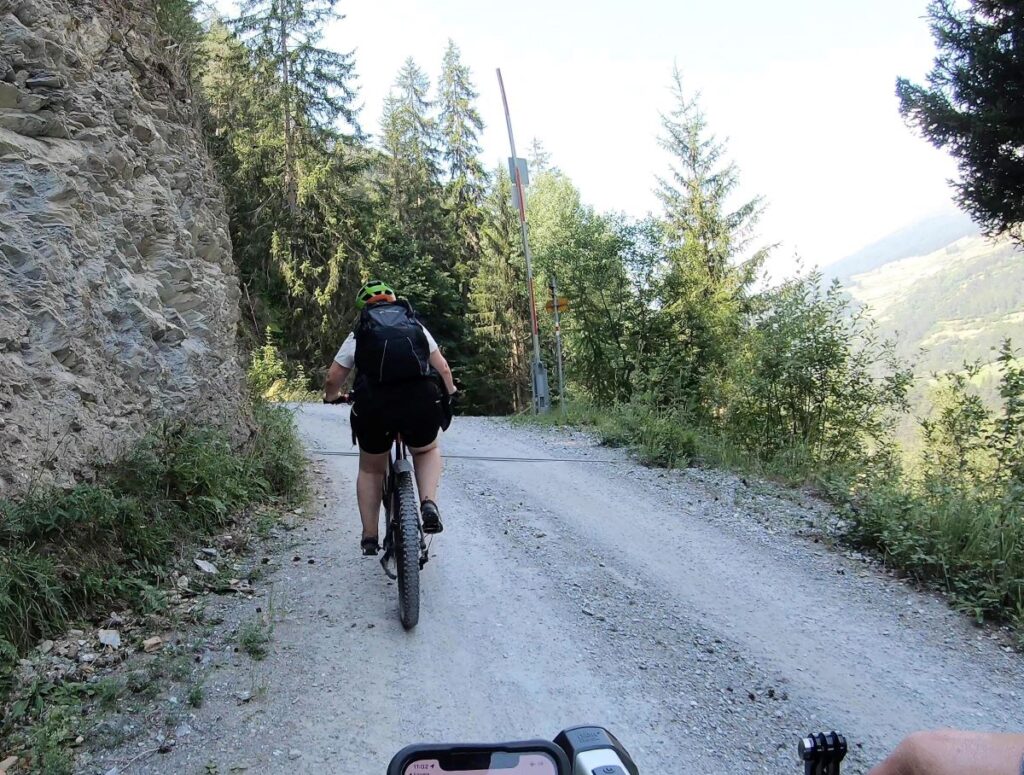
<box><xmin>333</xmin><ymin>326</ymin><xmax>439</xmax><ymax>369</ymax></box>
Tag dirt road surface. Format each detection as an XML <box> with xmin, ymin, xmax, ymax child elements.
<box><xmin>108</xmin><ymin>405</ymin><xmax>1023</xmax><ymax>774</ymax></box>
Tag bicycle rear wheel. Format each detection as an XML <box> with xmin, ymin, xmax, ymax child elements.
<box><xmin>394</xmin><ymin>468</ymin><xmax>421</xmax><ymax>629</ymax></box>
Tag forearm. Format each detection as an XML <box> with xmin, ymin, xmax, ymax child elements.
<box><xmin>867</xmin><ymin>730</ymin><xmax>1024</xmax><ymax>775</ymax></box>
<box><xmin>429</xmin><ymin>351</ymin><xmax>456</xmax><ymax>394</ymax></box>
<box><xmin>324</xmin><ymin>362</ymin><xmax>351</xmax><ymax>401</ymax></box>
<box><xmin>439</xmin><ymin>365</ymin><xmax>456</xmax><ymax>395</ymax></box>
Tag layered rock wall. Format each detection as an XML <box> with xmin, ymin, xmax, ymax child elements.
<box><xmin>0</xmin><ymin>0</ymin><xmax>243</xmax><ymax>495</ymax></box>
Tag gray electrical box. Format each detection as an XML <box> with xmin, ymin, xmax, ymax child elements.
<box><xmin>533</xmin><ymin>360</ymin><xmax>550</xmax><ymax>413</ymax></box>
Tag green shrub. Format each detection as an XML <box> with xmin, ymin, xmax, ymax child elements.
<box><xmin>0</xmin><ymin>402</ymin><xmax>306</xmax><ymax>659</ymax></box>
<box><xmin>248</xmin><ymin>400</ymin><xmax>307</xmax><ymax>499</ymax></box>
<box><xmin>845</xmin><ymin>343</ymin><xmax>1024</xmax><ymax>629</ymax></box>
<box><xmin>724</xmin><ymin>272</ymin><xmax>911</xmax><ymax>471</ymax></box>
<box><xmin>248</xmin><ymin>329</ymin><xmax>316</xmax><ymax>401</ymax></box>
<box><xmin>238</xmin><ymin>617</ymin><xmax>272</xmax><ymax>660</ymax></box>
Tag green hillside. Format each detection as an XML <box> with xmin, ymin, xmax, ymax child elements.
<box><xmin>845</xmin><ymin>234</ymin><xmax>1024</xmax><ymax>376</ymax></box>
<box><xmin>824</xmin><ymin>211</ymin><xmax>977</xmax><ymax>283</ymax></box>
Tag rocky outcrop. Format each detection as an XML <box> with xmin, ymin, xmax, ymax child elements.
<box><xmin>0</xmin><ymin>0</ymin><xmax>244</xmax><ymax>496</ymax></box>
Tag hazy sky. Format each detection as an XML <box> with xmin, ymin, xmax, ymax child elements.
<box><xmin>217</xmin><ymin>0</ymin><xmax>963</xmax><ymax>278</ymax></box>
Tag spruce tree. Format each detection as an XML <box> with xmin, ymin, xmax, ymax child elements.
<box><xmin>207</xmin><ymin>13</ymin><xmax>371</xmax><ymax>371</ymax></box>
<box><xmin>232</xmin><ymin>0</ymin><xmax>360</xmax><ymax>213</ymax></box>
<box><xmin>373</xmin><ymin>58</ymin><xmax>467</xmax><ymax>386</ymax></box>
<box><xmin>526</xmin><ymin>138</ymin><xmax>552</xmax><ymax>174</ymax></box>
<box><xmin>438</xmin><ymin>40</ymin><xmax>487</xmax><ymax>295</ymax></box>
<box><xmin>649</xmin><ymin>67</ymin><xmax>766</xmax><ymax>414</ymax></box>
<box><xmin>897</xmin><ymin>1</ymin><xmax>1024</xmax><ymax>243</ymax></box>
<box><xmin>656</xmin><ymin>66</ymin><xmax>762</xmax><ymax>284</ymax></box>
<box><xmin>470</xmin><ymin>167</ymin><xmax>532</xmax><ymax>411</ymax></box>
<box><xmin>378</xmin><ymin>59</ymin><xmax>446</xmax><ymax>241</ymax></box>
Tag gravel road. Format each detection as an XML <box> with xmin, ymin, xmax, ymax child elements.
<box><xmin>111</xmin><ymin>405</ymin><xmax>1023</xmax><ymax>774</ymax></box>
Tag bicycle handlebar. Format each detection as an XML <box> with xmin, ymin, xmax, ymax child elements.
<box><xmin>389</xmin><ymin>727</ymin><xmax>846</xmax><ymax>774</ymax></box>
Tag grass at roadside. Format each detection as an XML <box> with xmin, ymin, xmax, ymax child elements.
<box><xmin>0</xmin><ymin>400</ymin><xmax>307</xmax><ymax>691</ymax></box>
<box><xmin>520</xmin><ymin>399</ymin><xmax>1024</xmax><ymax>637</ymax></box>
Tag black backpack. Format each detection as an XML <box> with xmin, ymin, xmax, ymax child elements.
<box><xmin>354</xmin><ymin>299</ymin><xmax>432</xmax><ymax>386</ymax></box>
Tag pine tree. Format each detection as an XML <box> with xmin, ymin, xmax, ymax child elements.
<box><xmin>526</xmin><ymin>137</ymin><xmax>552</xmax><ymax>174</ymax></box>
<box><xmin>897</xmin><ymin>1</ymin><xmax>1024</xmax><ymax>243</ymax></box>
<box><xmin>469</xmin><ymin>167</ymin><xmax>532</xmax><ymax>411</ymax></box>
<box><xmin>232</xmin><ymin>0</ymin><xmax>360</xmax><ymax>214</ymax></box>
<box><xmin>649</xmin><ymin>67</ymin><xmax>767</xmax><ymax>415</ymax></box>
<box><xmin>438</xmin><ymin>40</ymin><xmax>487</xmax><ymax>295</ymax></box>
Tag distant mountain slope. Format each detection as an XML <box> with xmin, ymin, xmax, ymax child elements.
<box><xmin>824</xmin><ymin>211</ymin><xmax>978</xmax><ymax>283</ymax></box>
<box><xmin>844</xmin><ymin>234</ymin><xmax>1024</xmax><ymax>375</ymax></box>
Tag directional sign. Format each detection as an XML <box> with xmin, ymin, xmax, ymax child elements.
<box><xmin>508</xmin><ymin>157</ymin><xmax>529</xmax><ymax>212</ymax></box>
<box><xmin>545</xmin><ymin>297</ymin><xmax>569</xmax><ymax>313</ymax></box>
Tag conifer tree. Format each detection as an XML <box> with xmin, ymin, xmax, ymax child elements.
<box><xmin>897</xmin><ymin>1</ymin><xmax>1024</xmax><ymax>243</ymax></box>
<box><xmin>438</xmin><ymin>40</ymin><xmax>487</xmax><ymax>294</ymax></box>
<box><xmin>232</xmin><ymin>0</ymin><xmax>360</xmax><ymax>213</ymax></box>
<box><xmin>649</xmin><ymin>67</ymin><xmax>767</xmax><ymax>414</ymax></box>
<box><xmin>469</xmin><ymin>168</ymin><xmax>531</xmax><ymax>411</ymax></box>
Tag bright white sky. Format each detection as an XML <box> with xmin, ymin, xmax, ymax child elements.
<box><xmin>215</xmin><ymin>0</ymin><xmax>963</xmax><ymax>279</ymax></box>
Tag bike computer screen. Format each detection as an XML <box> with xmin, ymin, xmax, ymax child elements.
<box><xmin>402</xmin><ymin>752</ymin><xmax>560</xmax><ymax>775</ymax></box>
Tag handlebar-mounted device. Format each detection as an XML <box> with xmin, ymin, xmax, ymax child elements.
<box><xmin>800</xmin><ymin>731</ymin><xmax>848</xmax><ymax>775</ymax></box>
<box><xmin>553</xmin><ymin>726</ymin><xmax>639</xmax><ymax>775</ymax></box>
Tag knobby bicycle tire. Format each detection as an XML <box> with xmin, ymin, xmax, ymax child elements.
<box><xmin>394</xmin><ymin>469</ymin><xmax>421</xmax><ymax>629</ymax></box>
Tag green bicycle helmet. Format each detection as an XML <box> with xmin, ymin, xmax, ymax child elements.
<box><xmin>355</xmin><ymin>280</ymin><xmax>397</xmax><ymax>309</ymax></box>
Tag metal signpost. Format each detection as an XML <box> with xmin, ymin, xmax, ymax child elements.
<box><xmin>549</xmin><ymin>274</ymin><xmax>566</xmax><ymax>415</ymax></box>
<box><xmin>496</xmin><ymin>68</ymin><xmax>549</xmax><ymax>414</ymax></box>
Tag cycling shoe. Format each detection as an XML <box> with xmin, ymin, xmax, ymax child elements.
<box><xmin>420</xmin><ymin>499</ymin><xmax>444</xmax><ymax>534</ymax></box>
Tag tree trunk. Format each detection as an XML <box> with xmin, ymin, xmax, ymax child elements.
<box><xmin>278</xmin><ymin>0</ymin><xmax>297</xmax><ymax>215</ymax></box>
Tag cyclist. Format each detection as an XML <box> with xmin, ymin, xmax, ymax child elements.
<box><xmin>323</xmin><ymin>280</ymin><xmax>457</xmax><ymax>555</ymax></box>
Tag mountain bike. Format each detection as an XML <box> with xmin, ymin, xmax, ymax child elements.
<box><xmin>327</xmin><ymin>394</ymin><xmax>429</xmax><ymax>630</ymax></box>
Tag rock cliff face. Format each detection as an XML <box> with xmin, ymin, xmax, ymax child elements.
<box><xmin>0</xmin><ymin>0</ymin><xmax>243</xmax><ymax>496</ymax></box>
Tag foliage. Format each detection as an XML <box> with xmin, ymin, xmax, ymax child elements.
<box><xmin>155</xmin><ymin>0</ymin><xmax>205</xmax><ymax>64</ymax></box>
<box><xmin>232</xmin><ymin>0</ymin><xmax>359</xmax><ymax>131</ymax></box>
<box><xmin>468</xmin><ymin>167</ymin><xmax>532</xmax><ymax>413</ymax></box>
<box><xmin>528</xmin><ymin>172</ymin><xmax>648</xmax><ymax>403</ymax></box>
<box><xmin>0</xmin><ymin>404</ymin><xmax>305</xmax><ymax>657</ymax></box>
<box><xmin>202</xmin><ymin>16</ymin><xmax>370</xmax><ymax>371</ymax></box>
<box><xmin>644</xmin><ymin>67</ymin><xmax>767</xmax><ymax>417</ymax></box>
<box><xmin>724</xmin><ymin>272</ymin><xmax>912</xmax><ymax>470</ymax></box>
<box><xmin>897</xmin><ymin>1</ymin><xmax>1024</xmax><ymax>243</ymax></box>
<box><xmin>438</xmin><ymin>40</ymin><xmax>488</xmax><ymax>295</ymax></box>
<box><xmin>846</xmin><ymin>342</ymin><xmax>1024</xmax><ymax>627</ymax></box>
<box><xmin>248</xmin><ymin>328</ymin><xmax>316</xmax><ymax>401</ymax></box>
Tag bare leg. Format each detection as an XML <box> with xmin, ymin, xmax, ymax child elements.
<box><xmin>356</xmin><ymin>450</ymin><xmax>388</xmax><ymax>540</ymax></box>
<box><xmin>409</xmin><ymin>439</ymin><xmax>441</xmax><ymax>503</ymax></box>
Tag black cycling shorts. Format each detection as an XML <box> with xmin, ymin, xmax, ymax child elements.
<box><xmin>350</xmin><ymin>379</ymin><xmax>443</xmax><ymax>454</ymax></box>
